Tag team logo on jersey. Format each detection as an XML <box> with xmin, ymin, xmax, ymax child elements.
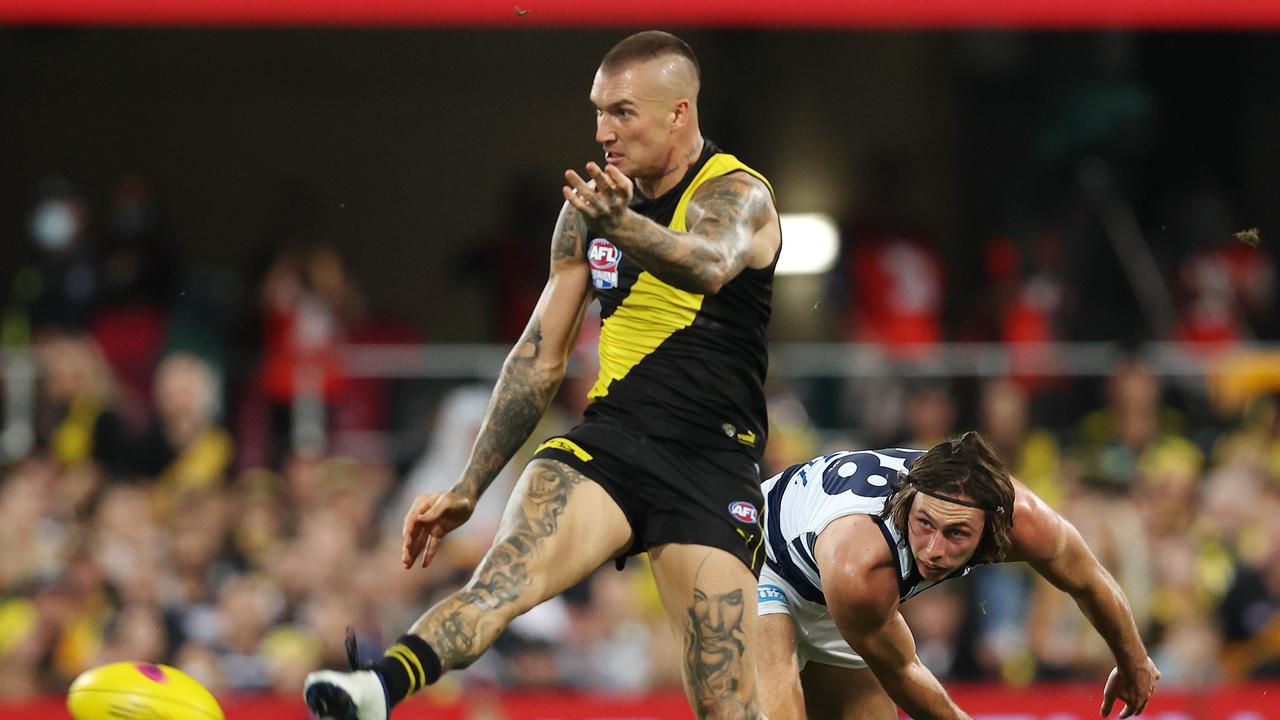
<box><xmin>587</xmin><ymin>238</ymin><xmax>621</xmax><ymax>289</ymax></box>
<box><xmin>758</xmin><ymin>584</ymin><xmax>787</xmax><ymax>605</ymax></box>
<box><xmin>728</xmin><ymin>501</ymin><xmax>759</xmax><ymax>524</ymax></box>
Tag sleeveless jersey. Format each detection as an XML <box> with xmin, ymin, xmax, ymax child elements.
<box><xmin>761</xmin><ymin>449</ymin><xmax>979</xmax><ymax>606</ymax></box>
<box><xmin>583</xmin><ymin>139</ymin><xmax>777</xmax><ymax>460</ymax></box>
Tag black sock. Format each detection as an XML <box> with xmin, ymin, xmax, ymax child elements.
<box><xmin>373</xmin><ymin>635</ymin><xmax>441</xmax><ymax>707</ymax></box>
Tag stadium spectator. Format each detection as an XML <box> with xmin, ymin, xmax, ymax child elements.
<box><xmin>35</xmin><ymin>331</ymin><xmax>135</xmax><ymax>477</ymax></box>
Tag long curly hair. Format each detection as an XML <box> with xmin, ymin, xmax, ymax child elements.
<box><xmin>879</xmin><ymin>431</ymin><xmax>1016</xmax><ymax>565</ymax></box>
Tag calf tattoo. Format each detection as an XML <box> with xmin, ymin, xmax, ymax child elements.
<box><xmin>412</xmin><ymin>461</ymin><xmax>585</xmax><ymax>669</ymax></box>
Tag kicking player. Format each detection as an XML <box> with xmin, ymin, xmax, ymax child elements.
<box><xmin>305</xmin><ymin>30</ymin><xmax>781</xmax><ymax>720</ymax></box>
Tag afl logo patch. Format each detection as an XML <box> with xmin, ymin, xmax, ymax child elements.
<box><xmin>728</xmin><ymin>501</ymin><xmax>759</xmax><ymax>524</ymax></box>
<box><xmin>588</xmin><ymin>238</ymin><xmax>621</xmax><ymax>289</ymax></box>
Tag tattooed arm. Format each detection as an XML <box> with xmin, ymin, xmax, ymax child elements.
<box><xmin>451</xmin><ymin>203</ymin><xmax>592</xmax><ymax>501</ymax></box>
<box><xmin>402</xmin><ymin>202</ymin><xmax>593</xmax><ymax>568</ymax></box>
<box><xmin>564</xmin><ymin>162</ymin><xmax>777</xmax><ymax>294</ymax></box>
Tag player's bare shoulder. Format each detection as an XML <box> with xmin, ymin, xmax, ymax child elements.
<box><xmin>813</xmin><ymin>513</ymin><xmax>901</xmax><ymax>616</ymax></box>
<box><xmin>1002</xmin><ymin>478</ymin><xmax>1067</xmax><ymax>564</ymax></box>
<box><xmin>686</xmin><ymin>171</ymin><xmax>779</xmax><ymax>266</ymax></box>
<box><xmin>689</xmin><ymin>172</ymin><xmax>776</xmax><ymax>223</ymax></box>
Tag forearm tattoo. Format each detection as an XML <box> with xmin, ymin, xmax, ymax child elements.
<box><xmin>683</xmin><ymin>569</ymin><xmax>759</xmax><ymax>718</ymax></box>
<box><xmin>609</xmin><ymin>175</ymin><xmax>766</xmax><ymax>294</ymax></box>
<box><xmin>412</xmin><ymin>461</ymin><xmax>586</xmax><ymax>669</ymax></box>
<box><xmin>452</xmin><ymin>207</ymin><xmax>586</xmax><ymax>501</ymax></box>
<box><xmin>452</xmin><ymin>319</ymin><xmax>558</xmax><ymax>501</ymax></box>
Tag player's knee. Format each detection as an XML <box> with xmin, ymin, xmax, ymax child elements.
<box><xmin>459</xmin><ymin>536</ymin><xmax>549</xmax><ymax>622</ymax></box>
<box><xmin>452</xmin><ymin>579</ymin><xmax>536</xmax><ymax>627</ymax></box>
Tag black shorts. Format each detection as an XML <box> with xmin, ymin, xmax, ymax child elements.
<box><xmin>531</xmin><ymin>421</ymin><xmax>766</xmax><ymax>576</ymax></box>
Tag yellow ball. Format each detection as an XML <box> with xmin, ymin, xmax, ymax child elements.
<box><xmin>67</xmin><ymin>662</ymin><xmax>224</xmax><ymax>720</ymax></box>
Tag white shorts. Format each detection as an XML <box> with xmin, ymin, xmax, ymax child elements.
<box><xmin>757</xmin><ymin>563</ymin><xmax>868</xmax><ymax>670</ymax></box>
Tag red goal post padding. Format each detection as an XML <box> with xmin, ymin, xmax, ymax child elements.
<box><xmin>5</xmin><ymin>683</ymin><xmax>1279</xmax><ymax>719</ymax></box>
<box><xmin>3</xmin><ymin>0</ymin><xmax>1280</xmax><ymax>28</ymax></box>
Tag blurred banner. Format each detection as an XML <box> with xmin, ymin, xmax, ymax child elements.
<box><xmin>4</xmin><ymin>0</ymin><xmax>1280</xmax><ymax>27</ymax></box>
<box><xmin>6</xmin><ymin>685</ymin><xmax>1280</xmax><ymax>719</ymax></box>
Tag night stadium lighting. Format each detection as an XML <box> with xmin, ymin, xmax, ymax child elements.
<box><xmin>776</xmin><ymin>213</ymin><xmax>839</xmax><ymax>275</ymax></box>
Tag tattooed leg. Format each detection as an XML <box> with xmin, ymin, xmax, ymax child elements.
<box><xmin>686</xmin><ymin>584</ymin><xmax>757</xmax><ymax>718</ymax></box>
<box><xmin>407</xmin><ymin>460</ymin><xmax>630</xmax><ymax>671</ymax></box>
<box><xmin>652</xmin><ymin>545</ymin><xmax>764</xmax><ymax>720</ymax></box>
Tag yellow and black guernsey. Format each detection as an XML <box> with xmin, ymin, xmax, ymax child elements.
<box><xmin>583</xmin><ymin>139</ymin><xmax>777</xmax><ymax>461</ymax></box>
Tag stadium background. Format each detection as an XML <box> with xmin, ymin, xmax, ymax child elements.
<box><xmin>2</xmin><ymin>3</ymin><xmax>1280</xmax><ymax>718</ymax></box>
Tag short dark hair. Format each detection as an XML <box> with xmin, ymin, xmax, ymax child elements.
<box><xmin>879</xmin><ymin>431</ymin><xmax>1016</xmax><ymax>565</ymax></box>
<box><xmin>600</xmin><ymin>31</ymin><xmax>700</xmax><ymax>82</ymax></box>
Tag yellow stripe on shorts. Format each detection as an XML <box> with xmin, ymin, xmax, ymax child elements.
<box><xmin>535</xmin><ymin>437</ymin><xmax>593</xmax><ymax>462</ymax></box>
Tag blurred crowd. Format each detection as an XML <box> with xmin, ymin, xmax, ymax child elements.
<box><xmin>1</xmin><ymin>168</ymin><xmax>1278</xmax><ymax>702</ymax></box>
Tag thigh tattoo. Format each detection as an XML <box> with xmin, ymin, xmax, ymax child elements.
<box><xmin>417</xmin><ymin>462</ymin><xmax>586</xmax><ymax>669</ymax></box>
<box><xmin>684</xmin><ymin>561</ymin><xmax>760</xmax><ymax>718</ymax></box>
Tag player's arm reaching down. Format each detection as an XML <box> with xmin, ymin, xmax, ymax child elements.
<box><xmin>815</xmin><ymin>516</ymin><xmax>973</xmax><ymax>720</ymax></box>
<box><xmin>563</xmin><ymin>162</ymin><xmax>776</xmax><ymax>294</ymax></box>
<box><xmin>401</xmin><ymin>203</ymin><xmax>595</xmax><ymax>569</ymax></box>
<box><xmin>1005</xmin><ymin>481</ymin><xmax>1161</xmax><ymax>718</ymax></box>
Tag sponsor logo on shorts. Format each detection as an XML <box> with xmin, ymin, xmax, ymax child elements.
<box><xmin>728</xmin><ymin>500</ymin><xmax>759</xmax><ymax>524</ymax></box>
<box><xmin>588</xmin><ymin>238</ymin><xmax>621</xmax><ymax>289</ymax></box>
<box><xmin>758</xmin><ymin>584</ymin><xmax>787</xmax><ymax>604</ymax></box>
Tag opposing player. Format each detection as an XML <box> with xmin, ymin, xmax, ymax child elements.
<box><xmin>757</xmin><ymin>432</ymin><xmax>1160</xmax><ymax>719</ymax></box>
<box><xmin>304</xmin><ymin>31</ymin><xmax>781</xmax><ymax>720</ymax></box>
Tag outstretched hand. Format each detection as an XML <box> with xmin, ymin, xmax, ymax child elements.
<box><xmin>563</xmin><ymin>162</ymin><xmax>633</xmax><ymax>233</ymax></box>
<box><xmin>1100</xmin><ymin>658</ymin><xmax>1160</xmax><ymax>718</ymax></box>
<box><xmin>401</xmin><ymin>491</ymin><xmax>475</xmax><ymax>569</ymax></box>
